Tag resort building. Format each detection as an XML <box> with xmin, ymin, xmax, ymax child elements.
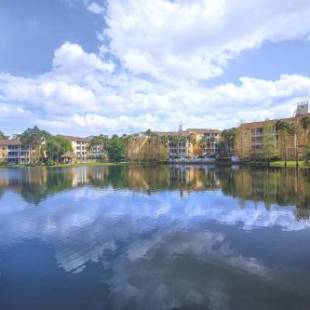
<box><xmin>162</xmin><ymin>128</ymin><xmax>221</xmax><ymax>160</ymax></box>
<box><xmin>234</xmin><ymin>102</ymin><xmax>310</xmax><ymax>160</ymax></box>
<box><xmin>0</xmin><ymin>138</ymin><xmax>45</xmax><ymax>164</ymax></box>
<box><xmin>59</xmin><ymin>136</ymin><xmax>91</xmax><ymax>160</ymax></box>
<box><xmin>127</xmin><ymin>128</ymin><xmax>221</xmax><ymax>161</ymax></box>
<box><xmin>59</xmin><ymin>135</ymin><xmax>107</xmax><ymax>161</ymax></box>
<box><xmin>186</xmin><ymin>129</ymin><xmax>221</xmax><ymax>157</ymax></box>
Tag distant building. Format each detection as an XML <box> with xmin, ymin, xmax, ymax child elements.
<box><xmin>127</xmin><ymin>128</ymin><xmax>221</xmax><ymax>161</ymax></box>
<box><xmin>59</xmin><ymin>135</ymin><xmax>107</xmax><ymax>161</ymax></box>
<box><xmin>186</xmin><ymin>129</ymin><xmax>221</xmax><ymax>157</ymax></box>
<box><xmin>163</xmin><ymin>128</ymin><xmax>221</xmax><ymax>159</ymax></box>
<box><xmin>234</xmin><ymin>102</ymin><xmax>310</xmax><ymax>160</ymax></box>
<box><xmin>0</xmin><ymin>138</ymin><xmax>45</xmax><ymax>164</ymax></box>
<box><xmin>58</xmin><ymin>136</ymin><xmax>91</xmax><ymax>160</ymax></box>
<box><xmin>295</xmin><ymin>101</ymin><xmax>308</xmax><ymax>116</ymax></box>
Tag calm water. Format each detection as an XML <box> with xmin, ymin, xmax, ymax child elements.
<box><xmin>1</xmin><ymin>165</ymin><xmax>310</xmax><ymax>310</ymax></box>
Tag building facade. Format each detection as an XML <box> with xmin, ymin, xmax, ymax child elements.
<box><xmin>59</xmin><ymin>136</ymin><xmax>91</xmax><ymax>160</ymax></box>
<box><xmin>59</xmin><ymin>135</ymin><xmax>107</xmax><ymax>161</ymax></box>
<box><xmin>0</xmin><ymin>139</ymin><xmax>44</xmax><ymax>164</ymax></box>
<box><xmin>234</xmin><ymin>103</ymin><xmax>310</xmax><ymax>160</ymax></box>
<box><xmin>127</xmin><ymin>128</ymin><xmax>221</xmax><ymax>161</ymax></box>
<box><xmin>165</xmin><ymin>129</ymin><xmax>221</xmax><ymax>159</ymax></box>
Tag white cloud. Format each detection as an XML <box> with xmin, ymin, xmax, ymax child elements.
<box><xmin>1</xmin><ymin>62</ymin><xmax>310</xmax><ymax>135</ymax></box>
<box><xmin>86</xmin><ymin>2</ymin><xmax>105</xmax><ymax>14</ymax></box>
<box><xmin>53</xmin><ymin>42</ymin><xmax>114</xmax><ymax>75</ymax></box>
<box><xmin>103</xmin><ymin>0</ymin><xmax>310</xmax><ymax>81</ymax></box>
<box><xmin>1</xmin><ymin>1</ymin><xmax>310</xmax><ymax>135</ymax></box>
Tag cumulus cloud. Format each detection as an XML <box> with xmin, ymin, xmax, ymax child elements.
<box><xmin>103</xmin><ymin>0</ymin><xmax>310</xmax><ymax>81</ymax></box>
<box><xmin>53</xmin><ymin>42</ymin><xmax>114</xmax><ymax>75</ymax></box>
<box><xmin>1</xmin><ymin>1</ymin><xmax>310</xmax><ymax>135</ymax></box>
<box><xmin>86</xmin><ymin>2</ymin><xmax>105</xmax><ymax>14</ymax></box>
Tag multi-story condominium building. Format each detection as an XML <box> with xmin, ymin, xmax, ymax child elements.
<box><xmin>0</xmin><ymin>138</ymin><xmax>44</xmax><ymax>164</ymax></box>
<box><xmin>234</xmin><ymin>102</ymin><xmax>310</xmax><ymax>160</ymax></box>
<box><xmin>59</xmin><ymin>135</ymin><xmax>107</xmax><ymax>161</ymax></box>
<box><xmin>127</xmin><ymin>128</ymin><xmax>221</xmax><ymax>160</ymax></box>
<box><xmin>186</xmin><ymin>128</ymin><xmax>221</xmax><ymax>156</ymax></box>
<box><xmin>59</xmin><ymin>136</ymin><xmax>91</xmax><ymax>160</ymax></box>
<box><xmin>163</xmin><ymin>128</ymin><xmax>221</xmax><ymax>159</ymax></box>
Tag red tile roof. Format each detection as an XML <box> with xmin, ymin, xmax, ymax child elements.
<box><xmin>0</xmin><ymin>139</ymin><xmax>21</xmax><ymax>146</ymax></box>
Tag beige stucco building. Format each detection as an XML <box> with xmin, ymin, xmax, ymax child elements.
<box><xmin>127</xmin><ymin>128</ymin><xmax>221</xmax><ymax>161</ymax></box>
<box><xmin>0</xmin><ymin>138</ymin><xmax>45</xmax><ymax>164</ymax></box>
<box><xmin>59</xmin><ymin>135</ymin><xmax>107</xmax><ymax>161</ymax></box>
<box><xmin>234</xmin><ymin>103</ymin><xmax>310</xmax><ymax>160</ymax></box>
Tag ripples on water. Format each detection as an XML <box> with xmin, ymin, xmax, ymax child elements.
<box><xmin>0</xmin><ymin>165</ymin><xmax>310</xmax><ymax>309</ymax></box>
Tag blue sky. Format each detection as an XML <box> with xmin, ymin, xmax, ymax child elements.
<box><xmin>1</xmin><ymin>0</ymin><xmax>310</xmax><ymax>136</ymax></box>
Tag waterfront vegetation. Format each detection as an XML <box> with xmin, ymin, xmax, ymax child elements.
<box><xmin>2</xmin><ymin>119</ymin><xmax>310</xmax><ymax>169</ymax></box>
<box><xmin>1</xmin><ymin>126</ymin><xmax>129</xmax><ymax>166</ymax></box>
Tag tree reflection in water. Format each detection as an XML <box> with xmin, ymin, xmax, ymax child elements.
<box><xmin>0</xmin><ymin>165</ymin><xmax>309</xmax><ymax>218</ymax></box>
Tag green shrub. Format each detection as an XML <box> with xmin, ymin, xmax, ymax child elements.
<box><xmin>304</xmin><ymin>146</ymin><xmax>310</xmax><ymax>163</ymax></box>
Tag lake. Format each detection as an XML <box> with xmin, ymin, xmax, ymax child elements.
<box><xmin>0</xmin><ymin>164</ymin><xmax>310</xmax><ymax>310</ymax></box>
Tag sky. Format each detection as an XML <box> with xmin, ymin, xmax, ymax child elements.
<box><xmin>1</xmin><ymin>0</ymin><xmax>310</xmax><ymax>136</ymax></box>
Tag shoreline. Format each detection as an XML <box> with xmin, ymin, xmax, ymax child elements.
<box><xmin>1</xmin><ymin>160</ymin><xmax>310</xmax><ymax>169</ymax></box>
<box><xmin>237</xmin><ymin>160</ymin><xmax>310</xmax><ymax>169</ymax></box>
<box><xmin>0</xmin><ymin>161</ymin><xmax>129</xmax><ymax>169</ymax></box>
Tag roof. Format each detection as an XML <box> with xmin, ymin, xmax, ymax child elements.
<box><xmin>240</xmin><ymin>113</ymin><xmax>310</xmax><ymax>129</ymax></box>
<box><xmin>144</xmin><ymin>128</ymin><xmax>221</xmax><ymax>137</ymax></box>
<box><xmin>0</xmin><ymin>139</ymin><xmax>21</xmax><ymax>146</ymax></box>
<box><xmin>153</xmin><ymin>131</ymin><xmax>192</xmax><ymax>137</ymax></box>
<box><xmin>58</xmin><ymin>135</ymin><xmax>92</xmax><ymax>142</ymax></box>
<box><xmin>185</xmin><ymin>128</ymin><xmax>221</xmax><ymax>134</ymax></box>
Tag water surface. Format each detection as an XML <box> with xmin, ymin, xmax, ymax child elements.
<box><xmin>0</xmin><ymin>165</ymin><xmax>310</xmax><ymax>310</ymax></box>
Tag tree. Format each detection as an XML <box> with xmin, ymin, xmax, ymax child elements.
<box><xmin>20</xmin><ymin>126</ymin><xmax>50</xmax><ymax>163</ymax></box>
<box><xmin>145</xmin><ymin>129</ymin><xmax>152</xmax><ymax>136</ymax></box>
<box><xmin>145</xmin><ymin>129</ymin><xmax>153</xmax><ymax>160</ymax></box>
<box><xmin>276</xmin><ymin>120</ymin><xmax>291</xmax><ymax>167</ymax></box>
<box><xmin>45</xmin><ymin>136</ymin><xmax>73</xmax><ymax>162</ymax></box>
<box><xmin>20</xmin><ymin>126</ymin><xmax>50</xmax><ymax>146</ymax></box>
<box><xmin>107</xmin><ymin>135</ymin><xmax>126</xmax><ymax>162</ymax></box>
<box><xmin>0</xmin><ymin>131</ymin><xmax>5</xmax><ymax>139</ymax></box>
<box><xmin>286</xmin><ymin>122</ymin><xmax>301</xmax><ymax>167</ymax></box>
<box><xmin>261</xmin><ymin>123</ymin><xmax>279</xmax><ymax>164</ymax></box>
<box><xmin>222</xmin><ymin>128</ymin><xmax>237</xmax><ymax>156</ymax></box>
<box><xmin>304</xmin><ymin>144</ymin><xmax>310</xmax><ymax>164</ymax></box>
<box><xmin>88</xmin><ymin>135</ymin><xmax>108</xmax><ymax>160</ymax></box>
<box><xmin>301</xmin><ymin>116</ymin><xmax>310</xmax><ymax>146</ymax></box>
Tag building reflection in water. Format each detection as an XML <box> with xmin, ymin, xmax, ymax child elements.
<box><xmin>1</xmin><ymin>165</ymin><xmax>310</xmax><ymax>309</ymax></box>
<box><xmin>0</xmin><ymin>165</ymin><xmax>310</xmax><ymax>218</ymax></box>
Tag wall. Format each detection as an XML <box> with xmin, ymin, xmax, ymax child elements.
<box><xmin>234</xmin><ymin>116</ymin><xmax>309</xmax><ymax>160</ymax></box>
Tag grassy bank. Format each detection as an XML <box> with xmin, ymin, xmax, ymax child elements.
<box><xmin>0</xmin><ymin>161</ymin><xmax>128</xmax><ymax>169</ymax></box>
<box><xmin>270</xmin><ymin>160</ymin><xmax>310</xmax><ymax>168</ymax></box>
<box><xmin>242</xmin><ymin>160</ymin><xmax>310</xmax><ymax>169</ymax></box>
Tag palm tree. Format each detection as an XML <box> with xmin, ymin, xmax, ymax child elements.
<box><xmin>88</xmin><ymin>135</ymin><xmax>108</xmax><ymax>160</ymax></box>
<box><xmin>0</xmin><ymin>131</ymin><xmax>5</xmax><ymax>139</ymax></box>
<box><xmin>286</xmin><ymin>123</ymin><xmax>299</xmax><ymax>167</ymax></box>
<box><xmin>275</xmin><ymin>120</ymin><xmax>290</xmax><ymax>167</ymax></box>
<box><xmin>20</xmin><ymin>126</ymin><xmax>50</xmax><ymax>164</ymax></box>
<box><xmin>301</xmin><ymin>116</ymin><xmax>310</xmax><ymax>148</ymax></box>
<box><xmin>222</xmin><ymin>128</ymin><xmax>237</xmax><ymax>156</ymax></box>
<box><xmin>159</xmin><ymin>135</ymin><xmax>169</xmax><ymax>160</ymax></box>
